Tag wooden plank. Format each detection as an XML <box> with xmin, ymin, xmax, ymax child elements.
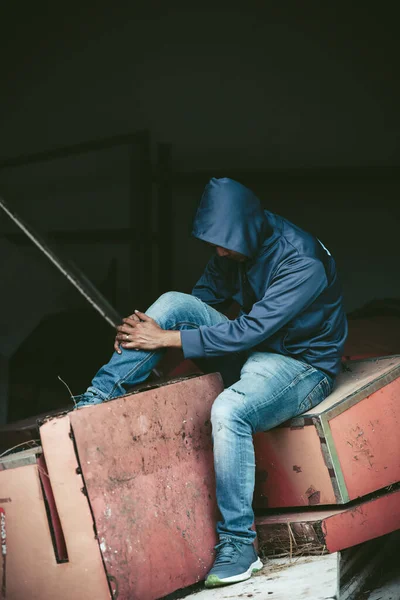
<box><xmin>0</xmin><ymin>446</ymin><xmax>42</xmax><ymax>470</ymax></box>
<box><xmin>304</xmin><ymin>356</ymin><xmax>400</xmax><ymax>418</ymax></box>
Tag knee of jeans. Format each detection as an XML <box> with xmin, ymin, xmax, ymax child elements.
<box><xmin>155</xmin><ymin>291</ymin><xmax>186</xmax><ymax>307</ymax></box>
<box><xmin>147</xmin><ymin>291</ymin><xmax>189</xmax><ymax>320</ymax></box>
<box><xmin>211</xmin><ymin>390</ymin><xmax>250</xmax><ymax>433</ymax></box>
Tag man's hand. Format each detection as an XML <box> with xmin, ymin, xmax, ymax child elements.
<box><xmin>114</xmin><ymin>312</ymin><xmax>140</xmax><ymax>353</ymax></box>
<box><xmin>114</xmin><ymin>310</ymin><xmax>181</xmax><ymax>353</ymax></box>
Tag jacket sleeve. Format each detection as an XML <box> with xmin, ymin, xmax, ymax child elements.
<box><xmin>181</xmin><ymin>257</ymin><xmax>327</xmax><ymax>358</ymax></box>
<box><xmin>191</xmin><ymin>255</ymin><xmax>236</xmax><ymax>307</ymax></box>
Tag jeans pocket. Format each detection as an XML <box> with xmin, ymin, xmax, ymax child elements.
<box><xmin>298</xmin><ymin>376</ymin><xmax>331</xmax><ymax>414</ymax></box>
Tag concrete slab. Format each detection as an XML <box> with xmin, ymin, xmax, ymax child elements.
<box><xmin>177</xmin><ymin>554</ymin><xmax>339</xmax><ymax>599</ymax></box>
<box><xmin>366</xmin><ymin>570</ymin><xmax>400</xmax><ymax>600</ymax></box>
<box><xmin>339</xmin><ymin>531</ymin><xmax>400</xmax><ymax>600</ymax></box>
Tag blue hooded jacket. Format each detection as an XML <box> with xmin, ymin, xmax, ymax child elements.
<box><xmin>180</xmin><ymin>178</ymin><xmax>348</xmax><ymax>379</ymax></box>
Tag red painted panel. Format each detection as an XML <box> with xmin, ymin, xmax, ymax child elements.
<box><xmin>254</xmin><ymin>357</ymin><xmax>400</xmax><ymax>508</ymax></box>
<box><xmin>70</xmin><ymin>374</ymin><xmax>224</xmax><ymax>600</ymax></box>
<box><xmin>254</xmin><ymin>425</ymin><xmax>336</xmax><ymax>508</ymax></box>
<box><xmin>329</xmin><ymin>377</ymin><xmax>400</xmax><ymax>500</ymax></box>
<box><xmin>323</xmin><ymin>488</ymin><xmax>400</xmax><ymax>552</ymax></box>
<box><xmin>256</xmin><ymin>487</ymin><xmax>400</xmax><ymax>554</ymax></box>
<box><xmin>37</xmin><ymin>454</ymin><xmax>68</xmax><ymax>562</ymax></box>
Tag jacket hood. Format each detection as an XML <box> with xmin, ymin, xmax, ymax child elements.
<box><xmin>192</xmin><ymin>178</ymin><xmax>270</xmax><ymax>258</ymax></box>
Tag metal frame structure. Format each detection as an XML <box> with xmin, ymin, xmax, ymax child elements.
<box><xmin>0</xmin><ymin>130</ymin><xmax>173</xmax><ymax>309</ymax></box>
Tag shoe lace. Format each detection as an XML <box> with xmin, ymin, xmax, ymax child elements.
<box><xmin>78</xmin><ymin>397</ymin><xmax>96</xmax><ymax>405</ymax></box>
<box><xmin>213</xmin><ymin>540</ymin><xmax>242</xmax><ymax>566</ymax></box>
<box><xmin>74</xmin><ymin>391</ymin><xmax>97</xmax><ymax>406</ymax></box>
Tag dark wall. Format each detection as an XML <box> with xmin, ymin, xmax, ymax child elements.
<box><xmin>1</xmin><ymin>4</ymin><xmax>399</xmax><ymax>168</ymax></box>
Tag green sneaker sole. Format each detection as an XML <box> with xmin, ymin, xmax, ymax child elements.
<box><xmin>205</xmin><ymin>560</ymin><xmax>263</xmax><ymax>588</ymax></box>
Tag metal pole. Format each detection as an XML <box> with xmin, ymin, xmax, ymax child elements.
<box><xmin>0</xmin><ymin>355</ymin><xmax>8</xmax><ymax>425</ymax></box>
<box><xmin>129</xmin><ymin>130</ymin><xmax>153</xmax><ymax>311</ymax></box>
<box><xmin>0</xmin><ymin>130</ymin><xmax>148</xmax><ymax>170</ymax></box>
<box><xmin>156</xmin><ymin>143</ymin><xmax>173</xmax><ymax>296</ymax></box>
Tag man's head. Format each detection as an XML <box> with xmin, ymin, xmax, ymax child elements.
<box><xmin>192</xmin><ymin>178</ymin><xmax>270</xmax><ymax>260</ymax></box>
<box><xmin>209</xmin><ymin>243</ymin><xmax>247</xmax><ymax>262</ymax></box>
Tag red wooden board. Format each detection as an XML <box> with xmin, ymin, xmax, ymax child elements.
<box><xmin>69</xmin><ymin>374</ymin><xmax>224</xmax><ymax>600</ymax></box>
<box><xmin>256</xmin><ymin>486</ymin><xmax>400</xmax><ymax>554</ymax></box>
<box><xmin>254</xmin><ymin>356</ymin><xmax>400</xmax><ymax>508</ymax></box>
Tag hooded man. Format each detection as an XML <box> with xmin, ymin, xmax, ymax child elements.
<box><xmin>75</xmin><ymin>178</ymin><xmax>347</xmax><ymax>588</ymax></box>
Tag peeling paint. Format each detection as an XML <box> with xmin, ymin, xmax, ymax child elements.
<box><xmin>306</xmin><ymin>486</ymin><xmax>321</xmax><ymax>505</ymax></box>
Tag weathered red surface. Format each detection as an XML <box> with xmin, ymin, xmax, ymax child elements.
<box><xmin>256</xmin><ymin>486</ymin><xmax>400</xmax><ymax>554</ymax></box>
<box><xmin>330</xmin><ymin>376</ymin><xmax>400</xmax><ymax>500</ymax></box>
<box><xmin>254</xmin><ymin>424</ymin><xmax>336</xmax><ymax>508</ymax></box>
<box><xmin>37</xmin><ymin>453</ymin><xmax>68</xmax><ymax>562</ymax></box>
<box><xmin>69</xmin><ymin>373</ymin><xmax>224</xmax><ymax>600</ymax></box>
<box><xmin>323</xmin><ymin>487</ymin><xmax>400</xmax><ymax>552</ymax></box>
<box><xmin>254</xmin><ymin>356</ymin><xmax>400</xmax><ymax>508</ymax></box>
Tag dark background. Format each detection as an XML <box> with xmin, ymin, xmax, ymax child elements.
<box><xmin>0</xmin><ymin>2</ymin><xmax>399</xmax><ymax>423</ymax></box>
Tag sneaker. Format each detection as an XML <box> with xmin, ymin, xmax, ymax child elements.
<box><xmin>73</xmin><ymin>391</ymin><xmax>104</xmax><ymax>409</ymax></box>
<box><xmin>205</xmin><ymin>539</ymin><xmax>263</xmax><ymax>588</ymax></box>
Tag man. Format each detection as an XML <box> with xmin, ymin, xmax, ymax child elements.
<box><xmin>75</xmin><ymin>178</ymin><xmax>347</xmax><ymax>588</ymax></box>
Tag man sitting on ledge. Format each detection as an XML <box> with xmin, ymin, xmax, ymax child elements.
<box><xmin>74</xmin><ymin>177</ymin><xmax>347</xmax><ymax>588</ymax></box>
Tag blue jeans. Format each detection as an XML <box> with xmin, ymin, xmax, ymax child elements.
<box><xmin>84</xmin><ymin>292</ymin><xmax>333</xmax><ymax>543</ymax></box>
